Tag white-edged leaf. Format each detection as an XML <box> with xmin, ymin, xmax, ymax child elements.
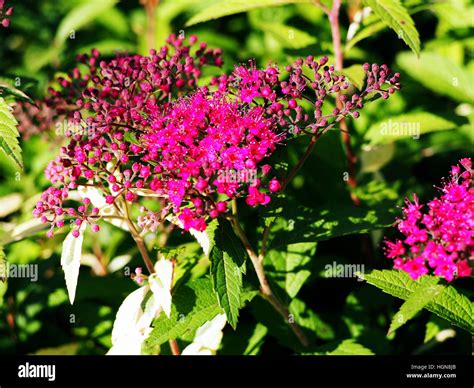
<box><xmin>107</xmin><ymin>254</ymin><xmax>132</xmax><ymax>273</ymax></box>
<box><xmin>149</xmin><ymin>257</ymin><xmax>174</xmax><ymax>318</ymax></box>
<box><xmin>108</xmin><ymin>286</ymin><xmax>160</xmax><ymax>355</ymax></box>
<box><xmin>182</xmin><ymin>313</ymin><xmax>227</xmax><ymax>355</ymax></box>
<box><xmin>60</xmin><ymin>223</ymin><xmax>86</xmax><ymax>304</ymax></box>
<box><xmin>0</xmin><ymin>193</ymin><xmax>22</xmax><ymax>218</ymax></box>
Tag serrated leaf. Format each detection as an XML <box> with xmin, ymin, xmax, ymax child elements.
<box><xmin>397</xmin><ymin>52</ymin><xmax>474</xmax><ymax>104</ymax></box>
<box><xmin>389</xmin><ymin>282</ymin><xmax>443</xmax><ymax>335</ymax></box>
<box><xmin>0</xmin><ymin>98</ymin><xmax>22</xmax><ymax>169</ymax></box>
<box><xmin>55</xmin><ymin>0</ymin><xmax>118</xmax><ymax>47</ymax></box>
<box><xmin>146</xmin><ymin>278</ymin><xmax>224</xmax><ymax>347</ymax></box>
<box><xmin>60</xmin><ymin>224</ymin><xmax>86</xmax><ymax>305</ymax></box>
<box><xmin>210</xmin><ymin>220</ymin><xmax>247</xmax><ymax>329</ymax></box>
<box><xmin>360</xmin><ymin>270</ymin><xmax>474</xmax><ymax>333</ymax></box>
<box><xmin>267</xmin><ymin>242</ymin><xmax>316</xmax><ymax>298</ymax></box>
<box><xmin>186</xmin><ymin>0</ymin><xmax>311</xmax><ymax>26</ymax></box>
<box><xmin>364</xmin><ymin>0</ymin><xmax>420</xmax><ymax>56</ymax></box>
<box><xmin>364</xmin><ymin>112</ymin><xmax>456</xmax><ymax>145</ymax></box>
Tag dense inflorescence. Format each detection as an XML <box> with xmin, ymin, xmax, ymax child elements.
<box><xmin>385</xmin><ymin>158</ymin><xmax>473</xmax><ymax>281</ymax></box>
<box><xmin>0</xmin><ymin>0</ymin><xmax>13</xmax><ymax>28</ymax></box>
<box><xmin>33</xmin><ymin>34</ymin><xmax>400</xmax><ymax>237</ymax></box>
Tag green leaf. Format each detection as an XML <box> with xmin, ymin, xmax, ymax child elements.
<box><xmin>360</xmin><ymin>270</ymin><xmax>474</xmax><ymax>333</ymax></box>
<box><xmin>267</xmin><ymin>242</ymin><xmax>316</xmax><ymax>298</ymax></box>
<box><xmin>210</xmin><ymin>220</ymin><xmax>247</xmax><ymax>329</ymax></box>
<box><xmin>345</xmin><ymin>21</ymin><xmax>386</xmax><ymax>53</ymax></box>
<box><xmin>0</xmin><ymin>82</ymin><xmax>34</xmax><ymax>104</ymax></box>
<box><xmin>0</xmin><ymin>247</ymin><xmax>7</xmax><ymax>307</ymax></box>
<box><xmin>258</xmin><ymin>22</ymin><xmax>317</xmax><ymax>49</ymax></box>
<box><xmin>186</xmin><ymin>0</ymin><xmax>311</xmax><ymax>26</ymax></box>
<box><xmin>364</xmin><ymin>112</ymin><xmax>457</xmax><ymax>145</ymax></box>
<box><xmin>364</xmin><ymin>0</ymin><xmax>420</xmax><ymax>56</ymax></box>
<box><xmin>424</xmin><ymin>315</ymin><xmax>451</xmax><ymax>344</ymax></box>
<box><xmin>54</xmin><ymin>0</ymin><xmax>118</xmax><ymax>47</ymax></box>
<box><xmin>360</xmin><ymin>143</ymin><xmax>396</xmax><ymax>173</ymax></box>
<box><xmin>146</xmin><ymin>278</ymin><xmax>224</xmax><ymax>347</ymax></box>
<box><xmin>95</xmin><ymin>7</ymin><xmax>129</xmax><ymax>37</ymax></box>
<box><xmin>243</xmin><ymin>323</ymin><xmax>268</xmax><ymax>355</ymax></box>
<box><xmin>397</xmin><ymin>52</ymin><xmax>474</xmax><ymax>104</ymax></box>
<box><xmin>265</xmin><ymin>202</ymin><xmax>395</xmax><ymax>248</ymax></box>
<box><xmin>289</xmin><ymin>298</ymin><xmax>335</xmax><ymax>340</ymax></box>
<box><xmin>389</xmin><ymin>282</ymin><xmax>444</xmax><ymax>335</ymax></box>
<box><xmin>307</xmin><ymin>339</ymin><xmax>375</xmax><ymax>355</ymax></box>
<box><xmin>339</xmin><ymin>65</ymin><xmax>366</xmax><ymax>90</ymax></box>
<box><xmin>0</xmin><ymin>98</ymin><xmax>22</xmax><ymax>169</ymax></box>
<box><xmin>327</xmin><ymin>339</ymin><xmax>374</xmax><ymax>355</ymax></box>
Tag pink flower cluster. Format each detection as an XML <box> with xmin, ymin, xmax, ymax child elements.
<box><xmin>33</xmin><ymin>34</ymin><xmax>400</xmax><ymax>237</ymax></box>
<box><xmin>0</xmin><ymin>0</ymin><xmax>13</xmax><ymax>28</ymax></box>
<box><xmin>385</xmin><ymin>158</ymin><xmax>473</xmax><ymax>281</ymax></box>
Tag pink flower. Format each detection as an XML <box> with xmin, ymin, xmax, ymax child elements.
<box><xmin>385</xmin><ymin>159</ymin><xmax>473</xmax><ymax>281</ymax></box>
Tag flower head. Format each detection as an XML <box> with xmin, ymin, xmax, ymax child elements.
<box><xmin>384</xmin><ymin>159</ymin><xmax>473</xmax><ymax>281</ymax></box>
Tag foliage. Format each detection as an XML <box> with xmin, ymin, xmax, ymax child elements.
<box><xmin>0</xmin><ymin>0</ymin><xmax>471</xmax><ymax>357</ymax></box>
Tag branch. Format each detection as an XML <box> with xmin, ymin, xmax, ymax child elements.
<box><xmin>327</xmin><ymin>0</ymin><xmax>361</xmax><ymax>205</ymax></box>
<box><xmin>229</xmin><ymin>214</ymin><xmax>309</xmax><ymax>347</ymax></box>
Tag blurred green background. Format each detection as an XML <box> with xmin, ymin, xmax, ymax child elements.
<box><xmin>0</xmin><ymin>0</ymin><xmax>472</xmax><ymax>355</ymax></box>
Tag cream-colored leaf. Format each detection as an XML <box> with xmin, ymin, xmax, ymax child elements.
<box><xmin>60</xmin><ymin>223</ymin><xmax>86</xmax><ymax>304</ymax></box>
<box><xmin>108</xmin><ymin>286</ymin><xmax>161</xmax><ymax>355</ymax></box>
<box><xmin>182</xmin><ymin>313</ymin><xmax>227</xmax><ymax>355</ymax></box>
<box><xmin>149</xmin><ymin>257</ymin><xmax>174</xmax><ymax>318</ymax></box>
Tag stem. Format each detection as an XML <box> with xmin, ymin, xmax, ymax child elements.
<box><xmin>169</xmin><ymin>339</ymin><xmax>181</xmax><ymax>355</ymax></box>
<box><xmin>141</xmin><ymin>0</ymin><xmax>158</xmax><ymax>52</ymax></box>
<box><xmin>281</xmin><ymin>136</ymin><xmax>319</xmax><ymax>192</ymax></box>
<box><xmin>121</xmin><ymin>199</ymin><xmax>182</xmax><ymax>355</ymax></box>
<box><xmin>230</xmin><ymin>215</ymin><xmax>309</xmax><ymax>347</ymax></box>
<box><xmin>120</xmin><ymin>201</ymin><xmax>155</xmax><ymax>274</ymax></box>
<box><xmin>328</xmin><ymin>0</ymin><xmax>361</xmax><ymax>206</ymax></box>
<box><xmin>259</xmin><ymin>135</ymin><xmax>320</xmax><ymax>260</ymax></box>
